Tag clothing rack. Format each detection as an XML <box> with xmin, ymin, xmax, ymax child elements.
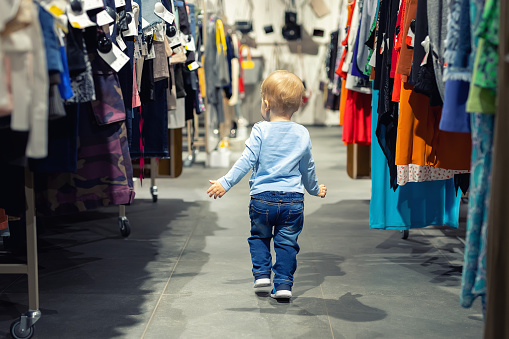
<box><xmin>185</xmin><ymin>0</ymin><xmax>211</xmax><ymax>166</ymax></box>
<box><xmin>0</xmin><ymin>169</ymin><xmax>41</xmax><ymax>338</ymax></box>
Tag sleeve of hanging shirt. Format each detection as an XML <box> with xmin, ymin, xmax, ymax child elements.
<box><xmin>299</xmin><ymin>139</ymin><xmax>320</xmax><ymax>195</ymax></box>
<box><xmin>218</xmin><ymin>124</ymin><xmax>262</xmax><ymax>192</ymax></box>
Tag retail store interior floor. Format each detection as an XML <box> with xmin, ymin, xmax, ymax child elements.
<box><xmin>0</xmin><ymin>126</ymin><xmax>483</xmax><ymax>338</ymax></box>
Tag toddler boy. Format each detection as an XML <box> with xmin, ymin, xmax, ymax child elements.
<box><xmin>207</xmin><ymin>70</ymin><xmax>327</xmax><ymax>299</ymax></box>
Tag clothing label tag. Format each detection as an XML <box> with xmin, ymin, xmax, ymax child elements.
<box><xmin>83</xmin><ymin>0</ymin><xmax>104</xmax><ymax>11</ymax></box>
<box><xmin>168</xmin><ymin>33</ymin><xmax>182</xmax><ymax>48</ymax></box>
<box><xmin>96</xmin><ymin>10</ymin><xmax>114</xmax><ymax>26</ymax></box>
<box><xmin>146</xmin><ymin>43</ymin><xmax>156</xmax><ymax>59</ymax></box>
<box><xmin>154</xmin><ymin>2</ymin><xmax>175</xmax><ymax>24</ymax></box>
<box><xmin>141</xmin><ymin>42</ymin><xmax>148</xmax><ymax>56</ymax></box>
<box><xmin>134</xmin><ymin>39</ymin><xmax>142</xmax><ymax>59</ymax></box>
<box><xmin>123</xmin><ymin>12</ymin><xmax>138</xmax><ymax>37</ymax></box>
<box><xmin>154</xmin><ymin>24</ymin><xmax>165</xmax><ymax>41</ymax></box>
<box><xmin>98</xmin><ymin>44</ymin><xmax>130</xmax><ymax>72</ymax></box>
<box><xmin>67</xmin><ymin>7</ymin><xmax>96</xmax><ymax>29</ymax></box>
<box><xmin>184</xmin><ymin>35</ymin><xmax>196</xmax><ymax>51</ymax></box>
<box><xmin>368</xmin><ymin>50</ymin><xmax>377</xmax><ymax>67</ymax></box>
<box><xmin>115</xmin><ymin>0</ymin><xmax>126</xmax><ymax>8</ymax></box>
<box><xmin>116</xmin><ymin>35</ymin><xmax>127</xmax><ymax>50</ymax></box>
<box><xmin>142</xmin><ymin>17</ymin><xmax>150</xmax><ymax>29</ymax></box>
<box><xmin>380</xmin><ymin>33</ymin><xmax>385</xmax><ymax>54</ymax></box>
<box><xmin>407</xmin><ymin>27</ymin><xmax>415</xmax><ymax>48</ymax></box>
<box><xmin>420</xmin><ymin>35</ymin><xmax>430</xmax><ymax>66</ymax></box>
<box><xmin>187</xmin><ymin>61</ymin><xmax>200</xmax><ymax>71</ymax></box>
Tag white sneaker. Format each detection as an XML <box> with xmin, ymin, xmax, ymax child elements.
<box><xmin>270</xmin><ymin>287</ymin><xmax>292</xmax><ymax>299</ymax></box>
<box><xmin>253</xmin><ymin>278</ymin><xmax>271</xmax><ymax>288</ymax></box>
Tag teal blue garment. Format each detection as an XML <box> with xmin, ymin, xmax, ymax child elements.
<box><xmin>218</xmin><ymin>121</ymin><xmax>320</xmax><ymax>196</ymax></box>
<box><xmin>460</xmin><ymin>113</ymin><xmax>493</xmax><ymax>312</ymax></box>
<box><xmin>370</xmin><ymin>87</ymin><xmax>461</xmax><ymax>230</ymax></box>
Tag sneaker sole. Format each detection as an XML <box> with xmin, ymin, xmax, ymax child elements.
<box><xmin>270</xmin><ymin>290</ymin><xmax>292</xmax><ymax>299</ymax></box>
<box><xmin>254</xmin><ymin>278</ymin><xmax>271</xmax><ymax>288</ymax></box>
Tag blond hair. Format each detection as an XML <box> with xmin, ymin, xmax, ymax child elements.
<box><xmin>260</xmin><ymin>70</ymin><xmax>305</xmax><ymax>114</ymax></box>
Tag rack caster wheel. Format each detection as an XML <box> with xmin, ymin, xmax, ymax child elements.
<box><xmin>119</xmin><ymin>217</ymin><xmax>131</xmax><ymax>237</ymax></box>
<box><xmin>400</xmin><ymin>230</ymin><xmax>409</xmax><ymax>240</ymax></box>
<box><xmin>150</xmin><ymin>186</ymin><xmax>158</xmax><ymax>203</ymax></box>
<box><xmin>10</xmin><ymin>320</ymin><xmax>34</xmax><ymax>339</ymax></box>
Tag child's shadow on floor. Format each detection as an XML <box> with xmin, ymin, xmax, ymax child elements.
<box><xmin>255</xmin><ymin>291</ymin><xmax>291</xmax><ymax>304</ymax></box>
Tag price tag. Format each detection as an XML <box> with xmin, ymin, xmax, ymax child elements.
<box><xmin>96</xmin><ymin>10</ymin><xmax>114</xmax><ymax>26</ymax></box>
<box><xmin>123</xmin><ymin>12</ymin><xmax>138</xmax><ymax>37</ymax></box>
<box><xmin>67</xmin><ymin>8</ymin><xmax>96</xmax><ymax>29</ymax></box>
<box><xmin>168</xmin><ymin>33</ymin><xmax>182</xmax><ymax>48</ymax></box>
<box><xmin>134</xmin><ymin>40</ymin><xmax>142</xmax><ymax>59</ymax></box>
<box><xmin>115</xmin><ymin>0</ymin><xmax>126</xmax><ymax>8</ymax></box>
<box><xmin>184</xmin><ymin>35</ymin><xmax>196</xmax><ymax>51</ymax></box>
<box><xmin>83</xmin><ymin>0</ymin><xmax>104</xmax><ymax>11</ymax></box>
<box><xmin>154</xmin><ymin>24</ymin><xmax>165</xmax><ymax>41</ymax></box>
<box><xmin>141</xmin><ymin>42</ymin><xmax>148</xmax><ymax>56</ymax></box>
<box><xmin>154</xmin><ymin>3</ymin><xmax>175</xmax><ymax>24</ymax></box>
<box><xmin>142</xmin><ymin>17</ymin><xmax>150</xmax><ymax>29</ymax></box>
<box><xmin>98</xmin><ymin>44</ymin><xmax>130</xmax><ymax>72</ymax></box>
<box><xmin>116</xmin><ymin>35</ymin><xmax>127</xmax><ymax>51</ymax></box>
<box><xmin>187</xmin><ymin>61</ymin><xmax>200</xmax><ymax>71</ymax></box>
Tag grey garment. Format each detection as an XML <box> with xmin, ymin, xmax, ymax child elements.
<box><xmin>153</xmin><ymin>42</ymin><xmax>169</xmax><ymax>82</ymax></box>
<box><xmin>356</xmin><ymin>0</ymin><xmax>378</xmax><ymax>73</ymax></box>
<box><xmin>204</xmin><ymin>20</ymin><xmax>218</xmax><ymax>104</ymax></box>
<box><xmin>168</xmin><ymin>97</ymin><xmax>186</xmax><ymax>129</ymax></box>
<box><xmin>65</xmin><ymin>42</ymin><xmax>96</xmax><ymax>104</ymax></box>
<box><xmin>443</xmin><ymin>0</ymin><xmax>472</xmax><ymax>82</ymax></box>
<box><xmin>427</xmin><ymin>0</ymin><xmax>448</xmax><ymax>100</ymax></box>
<box><xmin>204</xmin><ymin>19</ymin><xmax>224</xmax><ymax>123</ymax></box>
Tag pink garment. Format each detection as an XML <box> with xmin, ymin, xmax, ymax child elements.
<box><xmin>132</xmin><ymin>63</ymin><xmax>141</xmax><ymax>108</ymax></box>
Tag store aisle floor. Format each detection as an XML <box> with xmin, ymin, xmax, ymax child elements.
<box><xmin>0</xmin><ymin>126</ymin><xmax>483</xmax><ymax>338</ymax></box>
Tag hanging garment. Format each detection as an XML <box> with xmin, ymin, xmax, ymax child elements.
<box><xmin>395</xmin><ymin>82</ymin><xmax>471</xmax><ymax>171</ymax></box>
<box><xmin>374</xmin><ymin>0</ymin><xmax>400</xmax><ymax>190</ymax></box>
<box><xmin>30</xmin><ymin>104</ymin><xmax>80</xmax><ymax>173</ymax></box>
<box><xmin>35</xmin><ymin>102</ymin><xmax>135</xmax><ymax>216</ymax></box>
<box><xmin>466</xmin><ymin>39</ymin><xmax>497</xmax><ymax>114</ymax></box>
<box><xmin>356</xmin><ymin>0</ymin><xmax>378</xmax><ymax>77</ymax></box>
<box><xmin>426</xmin><ymin>0</ymin><xmax>448</xmax><ymax>101</ymax></box>
<box><xmin>370</xmin><ymin>86</ymin><xmax>461</xmax><ymax>230</ymax></box>
<box><xmin>342</xmin><ymin>90</ymin><xmax>372</xmax><ymax>145</ymax></box>
<box><xmin>3</xmin><ymin>2</ymin><xmax>48</xmax><ymax>159</ymax></box>
<box><xmin>396</xmin><ymin>0</ymin><xmax>418</xmax><ymax>82</ymax></box>
<box><xmin>440</xmin><ymin>80</ymin><xmax>471</xmax><ymax>132</ymax></box>
<box><xmin>460</xmin><ymin>113</ymin><xmax>494</xmax><ymax>310</ymax></box>
<box><xmin>342</xmin><ymin>0</ymin><xmax>363</xmax><ymax>74</ymax></box>
<box><xmin>339</xmin><ymin>79</ymin><xmax>348</xmax><ymax>125</ymax></box>
<box><xmin>472</xmin><ymin>0</ymin><xmax>499</xmax><ymax>92</ymax></box>
<box><xmin>204</xmin><ymin>19</ymin><xmax>225</xmax><ymax>124</ymax></box>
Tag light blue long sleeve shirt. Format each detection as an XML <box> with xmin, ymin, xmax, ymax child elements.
<box><xmin>218</xmin><ymin>121</ymin><xmax>320</xmax><ymax>196</ymax></box>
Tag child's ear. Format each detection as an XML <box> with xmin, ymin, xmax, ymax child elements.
<box><xmin>264</xmin><ymin>99</ymin><xmax>270</xmax><ymax>111</ymax></box>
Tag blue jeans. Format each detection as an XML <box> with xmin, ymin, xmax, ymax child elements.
<box><xmin>248</xmin><ymin>192</ymin><xmax>304</xmax><ymax>287</ymax></box>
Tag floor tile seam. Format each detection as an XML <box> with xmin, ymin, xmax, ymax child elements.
<box><xmin>307</xmin><ymin>235</ymin><xmax>335</xmax><ymax>339</ymax></box>
<box><xmin>140</xmin><ymin>220</ymin><xmax>199</xmax><ymax>339</ymax></box>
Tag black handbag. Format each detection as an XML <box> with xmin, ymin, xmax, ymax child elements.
<box><xmin>282</xmin><ymin>23</ymin><xmax>301</xmax><ymax>41</ymax></box>
<box><xmin>282</xmin><ymin>8</ymin><xmax>301</xmax><ymax>41</ymax></box>
<box><xmin>235</xmin><ymin>21</ymin><xmax>253</xmax><ymax>34</ymax></box>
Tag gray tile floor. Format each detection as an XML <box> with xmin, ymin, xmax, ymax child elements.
<box><xmin>0</xmin><ymin>126</ymin><xmax>483</xmax><ymax>338</ymax></box>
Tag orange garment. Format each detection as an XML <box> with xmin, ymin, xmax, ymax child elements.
<box><xmin>339</xmin><ymin>79</ymin><xmax>348</xmax><ymax>125</ymax></box>
<box><xmin>396</xmin><ymin>0</ymin><xmax>418</xmax><ymax>82</ymax></box>
<box><xmin>396</xmin><ymin>82</ymin><xmax>471</xmax><ymax>170</ymax></box>
<box><xmin>336</xmin><ymin>1</ymin><xmax>356</xmax><ymax>79</ymax></box>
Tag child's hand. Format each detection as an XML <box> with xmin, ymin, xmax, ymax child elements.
<box><xmin>207</xmin><ymin>180</ymin><xmax>226</xmax><ymax>199</ymax></box>
<box><xmin>316</xmin><ymin>184</ymin><xmax>327</xmax><ymax>198</ymax></box>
